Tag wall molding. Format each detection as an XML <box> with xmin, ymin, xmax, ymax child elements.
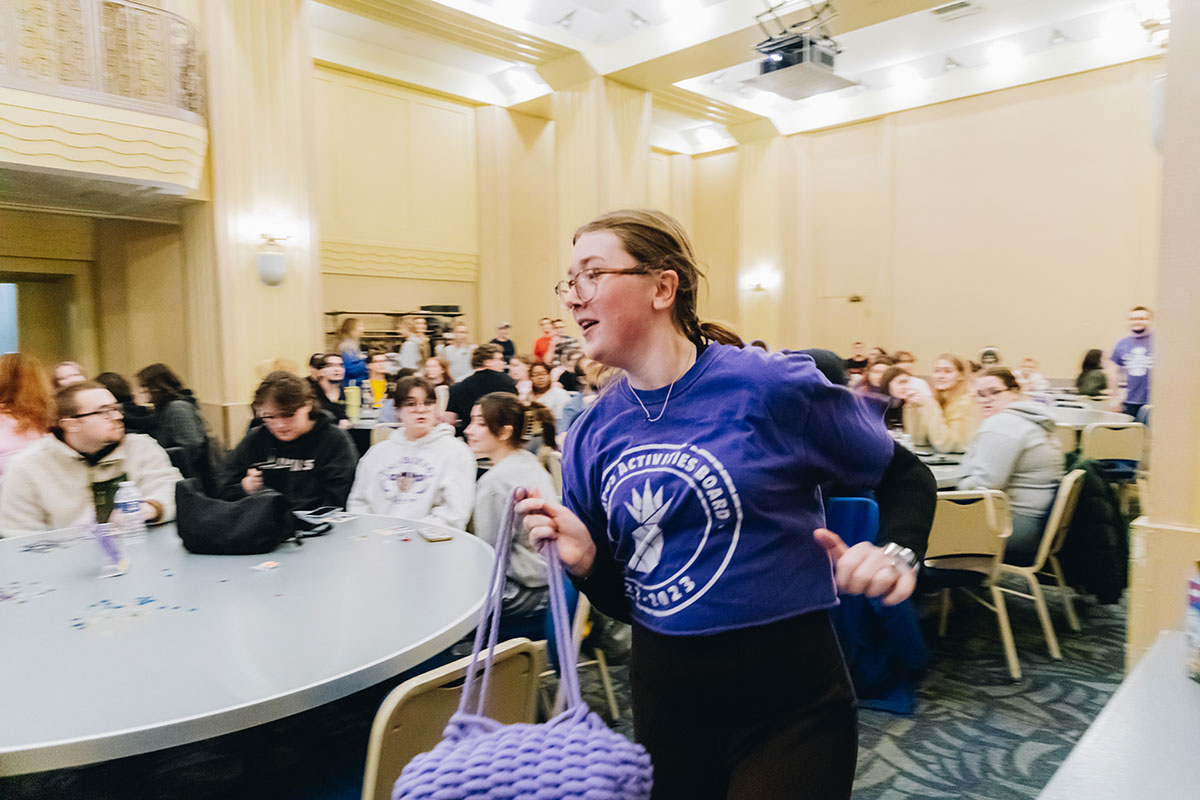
<box><xmin>320</xmin><ymin>240</ymin><xmax>478</xmax><ymax>282</ymax></box>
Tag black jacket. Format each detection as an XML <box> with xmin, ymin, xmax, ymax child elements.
<box><xmin>219</xmin><ymin>411</ymin><xmax>356</xmax><ymax>510</ymax></box>
<box><xmin>447</xmin><ymin>369</ymin><xmax>518</xmax><ymax>436</ymax></box>
<box><xmin>308</xmin><ymin>378</ymin><xmax>348</xmax><ymax>422</ymax></box>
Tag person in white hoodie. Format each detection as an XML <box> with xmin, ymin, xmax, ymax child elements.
<box><xmin>958</xmin><ymin>367</ymin><xmax>1065</xmax><ymax>565</ymax></box>
<box><xmin>465</xmin><ymin>392</ymin><xmax>557</xmax><ymax>621</ymax></box>
<box><xmin>0</xmin><ymin>381</ymin><xmax>182</xmax><ymax>536</ymax></box>
<box><xmin>347</xmin><ymin>375</ymin><xmax>476</xmax><ymax>528</ymax></box>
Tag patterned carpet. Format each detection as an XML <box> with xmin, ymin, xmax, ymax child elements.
<box><xmin>577</xmin><ymin>582</ymin><xmax>1127</xmax><ymax>800</ymax></box>
<box><xmin>3</xmin><ymin>582</ymin><xmax>1124</xmax><ymax>799</ymax></box>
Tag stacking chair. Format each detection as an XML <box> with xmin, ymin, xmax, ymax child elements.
<box><xmin>1054</xmin><ymin>425</ymin><xmax>1079</xmax><ymax>455</ymax></box>
<box><xmin>360</xmin><ymin>638</ymin><xmax>541</xmax><ymax>800</ymax></box>
<box><xmin>548</xmin><ymin>450</ymin><xmax>563</xmax><ymax>498</ymax></box>
<box><xmin>922</xmin><ymin>490</ymin><xmax>1020</xmax><ymax>679</ymax></box>
<box><xmin>1080</xmin><ymin>422</ymin><xmax>1146</xmax><ymax>511</ymax></box>
<box><xmin>997</xmin><ymin>470</ymin><xmax>1087</xmax><ymax>661</ymax></box>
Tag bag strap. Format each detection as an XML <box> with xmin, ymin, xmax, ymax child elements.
<box><xmin>456</xmin><ymin>488</ymin><xmax>585</xmax><ymax>719</ymax></box>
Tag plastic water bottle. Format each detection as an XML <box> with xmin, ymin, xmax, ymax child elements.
<box><xmin>113</xmin><ymin>481</ymin><xmax>147</xmax><ymax>544</ymax></box>
<box><xmin>90</xmin><ymin>520</ymin><xmax>128</xmax><ymax>577</ymax></box>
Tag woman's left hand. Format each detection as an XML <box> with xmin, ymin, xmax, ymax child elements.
<box><xmin>814</xmin><ymin>529</ymin><xmax>916</xmax><ymax>606</ymax></box>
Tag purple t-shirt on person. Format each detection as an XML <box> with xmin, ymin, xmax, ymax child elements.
<box><xmin>1111</xmin><ymin>332</ymin><xmax>1153</xmax><ymax>406</ymax></box>
<box><xmin>561</xmin><ymin>343</ymin><xmax>894</xmax><ymax>636</ymax></box>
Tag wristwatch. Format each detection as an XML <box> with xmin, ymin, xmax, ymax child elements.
<box><xmin>881</xmin><ymin>542</ymin><xmax>919</xmax><ymax>574</ymax></box>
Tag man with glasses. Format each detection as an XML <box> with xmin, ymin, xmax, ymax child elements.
<box><xmin>446</xmin><ymin>344</ymin><xmax>517</xmax><ymax>437</ymax></box>
<box><xmin>0</xmin><ymin>381</ymin><xmax>182</xmax><ymax>535</ymax></box>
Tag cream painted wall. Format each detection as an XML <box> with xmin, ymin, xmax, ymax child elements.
<box><xmin>688</xmin><ymin>151</ymin><xmax>741</xmax><ymax>330</ymax></box>
<box><xmin>94</xmin><ymin>220</ymin><xmax>189</xmax><ymax>379</ymax></box>
<box><xmin>689</xmin><ymin>59</ymin><xmax>1162</xmax><ymax>374</ymax></box>
<box><xmin>476</xmin><ymin>106</ymin><xmax>560</xmax><ymax>355</ymax></box>
<box><xmin>313</xmin><ymin>65</ymin><xmax>483</xmax><ymax>339</ymax></box>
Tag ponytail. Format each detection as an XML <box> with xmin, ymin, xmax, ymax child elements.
<box><xmin>477</xmin><ymin>393</ymin><xmax>557</xmax><ymax>450</ymax></box>
<box><xmin>699</xmin><ymin>321</ymin><xmax>744</xmax><ymax>348</ymax></box>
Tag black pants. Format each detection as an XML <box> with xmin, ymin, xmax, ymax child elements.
<box><xmin>631</xmin><ymin>611</ymin><xmax>857</xmax><ymax>800</ymax></box>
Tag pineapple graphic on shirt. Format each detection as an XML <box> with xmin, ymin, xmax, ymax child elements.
<box><xmin>624</xmin><ymin>479</ymin><xmax>673</xmax><ymax>573</ymax></box>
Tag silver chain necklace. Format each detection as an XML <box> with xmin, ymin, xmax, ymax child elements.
<box><xmin>629</xmin><ymin>377</ymin><xmax>677</xmax><ymax>423</ymax></box>
<box><xmin>628</xmin><ymin>351</ymin><xmax>695</xmax><ymax>422</ymax></box>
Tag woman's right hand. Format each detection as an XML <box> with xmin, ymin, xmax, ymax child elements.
<box><xmin>241</xmin><ymin>468</ymin><xmax>263</xmax><ymax>494</ymax></box>
<box><xmin>517</xmin><ymin>489</ymin><xmax>597</xmax><ymax>577</ymax></box>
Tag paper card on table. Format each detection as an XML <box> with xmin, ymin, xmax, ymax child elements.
<box><xmin>374</xmin><ymin>525</ymin><xmax>413</xmax><ymax>537</ymax></box>
<box><xmin>327</xmin><ymin>513</ymin><xmax>358</xmax><ymax>523</ymax></box>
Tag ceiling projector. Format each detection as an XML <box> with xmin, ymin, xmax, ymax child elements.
<box><xmin>743</xmin><ymin>32</ymin><xmax>857</xmax><ymax>100</ymax></box>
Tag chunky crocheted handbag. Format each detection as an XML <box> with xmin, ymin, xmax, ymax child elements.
<box><xmin>393</xmin><ymin>488</ymin><xmax>652</xmax><ymax>800</ymax></box>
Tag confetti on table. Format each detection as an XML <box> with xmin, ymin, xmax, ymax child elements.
<box><xmin>252</xmin><ymin>561</ymin><xmax>280</xmax><ymax>571</ymax></box>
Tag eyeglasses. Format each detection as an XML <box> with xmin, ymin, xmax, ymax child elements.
<box><xmin>260</xmin><ymin>410</ymin><xmax>299</xmax><ymax>423</ymax></box>
<box><xmin>73</xmin><ymin>404</ymin><xmax>122</xmax><ymax>419</ymax></box>
<box><xmin>554</xmin><ymin>267</ymin><xmax>656</xmax><ymax>308</ymax></box>
<box><xmin>401</xmin><ymin>399</ymin><xmax>437</xmax><ymax>410</ymax></box>
<box><xmin>976</xmin><ymin>387</ymin><xmax>1010</xmax><ymax>400</ymax></box>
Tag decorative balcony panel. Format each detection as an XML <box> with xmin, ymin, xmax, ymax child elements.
<box><xmin>0</xmin><ymin>0</ymin><xmax>207</xmax><ymax>195</ymax></box>
<box><xmin>1</xmin><ymin>0</ymin><xmax>204</xmax><ymax>121</ymax></box>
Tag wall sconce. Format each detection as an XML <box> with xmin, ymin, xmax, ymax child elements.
<box><xmin>257</xmin><ymin>234</ymin><xmax>289</xmax><ymax>286</ymax></box>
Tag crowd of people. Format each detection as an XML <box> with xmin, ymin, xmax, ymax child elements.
<box><xmin>0</xmin><ymin>202</ymin><xmax>1156</xmax><ymax>799</ymax></box>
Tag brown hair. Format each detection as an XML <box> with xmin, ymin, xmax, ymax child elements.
<box><xmin>424</xmin><ymin>355</ymin><xmax>453</xmax><ymax>386</ymax></box>
<box><xmin>880</xmin><ymin>365</ymin><xmax>909</xmax><ymax>396</ymax></box>
<box><xmin>337</xmin><ymin>317</ymin><xmax>360</xmax><ymax>341</ymax></box>
<box><xmin>0</xmin><ymin>353</ymin><xmax>53</xmax><ymax>435</ymax></box>
<box><xmin>472</xmin><ymin>343</ymin><xmax>502</xmax><ymax>369</ymax></box>
<box><xmin>572</xmin><ymin>209</ymin><xmax>743</xmax><ymax>349</ymax></box>
<box><xmin>391</xmin><ymin>374</ymin><xmax>436</xmax><ymax>405</ymax></box>
<box><xmin>932</xmin><ymin>353</ymin><xmax>969</xmax><ymax>409</ymax></box>
<box><xmin>476</xmin><ymin>393</ymin><xmax>557</xmax><ymax>451</ymax></box>
<box><xmin>53</xmin><ymin>380</ymin><xmax>106</xmax><ymax>426</ymax></box>
<box><xmin>252</xmin><ymin>371</ymin><xmax>314</xmax><ymax>415</ymax></box>
<box><xmin>981</xmin><ymin>366</ymin><xmax>1021</xmax><ymax>393</ymax></box>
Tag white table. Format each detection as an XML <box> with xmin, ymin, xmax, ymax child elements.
<box><xmin>929</xmin><ymin>462</ymin><xmax>968</xmax><ymax>490</ymax></box>
<box><xmin>1038</xmin><ymin>630</ymin><xmax>1200</xmax><ymax>799</ymax></box>
<box><xmin>0</xmin><ymin>515</ymin><xmax>493</xmax><ymax>775</ymax></box>
<box><xmin>1046</xmin><ymin>407</ymin><xmax>1133</xmax><ymax>430</ymax></box>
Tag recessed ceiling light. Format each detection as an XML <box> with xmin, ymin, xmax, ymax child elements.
<box><xmin>630</xmin><ymin>10</ymin><xmax>647</xmax><ymax>28</ymax></box>
<box><xmin>1050</xmin><ymin>29</ymin><xmax>1068</xmax><ymax>46</ymax></box>
<box><xmin>556</xmin><ymin>10</ymin><xmax>574</xmax><ymax>29</ymax></box>
<box><xmin>943</xmin><ymin>56</ymin><xmax>961</xmax><ymax>71</ymax></box>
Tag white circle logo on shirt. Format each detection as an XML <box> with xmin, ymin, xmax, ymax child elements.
<box><xmin>1125</xmin><ymin>346</ymin><xmax>1152</xmax><ymax>377</ymax></box>
<box><xmin>601</xmin><ymin>443</ymin><xmax>743</xmax><ymax>618</ymax></box>
<box><xmin>379</xmin><ymin>456</ymin><xmax>433</xmax><ymax>502</ymax></box>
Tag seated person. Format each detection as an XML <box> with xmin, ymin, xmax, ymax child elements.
<box><xmin>220</xmin><ymin>372</ymin><xmax>357</xmax><ymax>510</ymax></box>
<box><xmin>465</xmin><ymin>392</ymin><xmax>556</xmax><ymax>620</ymax></box>
<box><xmin>446</xmin><ymin>344</ymin><xmax>517</xmax><ymax>436</ymax></box>
<box><xmin>0</xmin><ymin>381</ymin><xmax>181</xmax><ymax>535</ymax></box>
<box><xmin>308</xmin><ymin>353</ymin><xmax>349</xmax><ymax>427</ymax></box>
<box><xmin>366</xmin><ymin>349</ymin><xmax>391</xmax><ymax>408</ymax></box>
<box><xmin>1015</xmin><ymin>357</ymin><xmax>1051</xmax><ymax>393</ymax></box>
<box><xmin>903</xmin><ymin>353</ymin><xmax>980</xmax><ymax>453</ymax></box>
<box><xmin>95</xmin><ymin>371</ymin><xmax>158</xmax><ymax>438</ymax></box>
<box><xmin>347</xmin><ymin>376</ymin><xmax>476</xmax><ymax>528</ymax></box>
<box><xmin>529</xmin><ymin>361</ymin><xmax>571</xmax><ymax>426</ymax></box>
<box><xmin>1076</xmin><ymin>348</ymin><xmax>1108</xmax><ymax>397</ymax></box>
<box><xmin>958</xmin><ymin>367</ymin><xmax>1064</xmax><ymax>565</ymax></box>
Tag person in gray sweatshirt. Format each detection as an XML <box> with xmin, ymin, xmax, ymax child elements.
<box><xmin>958</xmin><ymin>367</ymin><xmax>1065</xmax><ymax>565</ymax></box>
<box><xmin>465</xmin><ymin>392</ymin><xmax>557</xmax><ymax>623</ymax></box>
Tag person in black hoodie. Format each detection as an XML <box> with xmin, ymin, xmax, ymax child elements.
<box><xmin>446</xmin><ymin>344</ymin><xmax>517</xmax><ymax>437</ymax></box>
<box><xmin>220</xmin><ymin>371</ymin><xmax>357</xmax><ymax>510</ymax></box>
<box><xmin>94</xmin><ymin>372</ymin><xmax>159</xmax><ymax>438</ymax></box>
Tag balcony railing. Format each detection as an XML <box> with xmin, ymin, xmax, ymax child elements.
<box><xmin>0</xmin><ymin>0</ymin><xmax>204</xmax><ymax>123</ymax></box>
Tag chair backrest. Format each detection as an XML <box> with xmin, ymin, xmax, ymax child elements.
<box><xmin>370</xmin><ymin>424</ymin><xmax>398</xmax><ymax>447</ymax></box>
<box><xmin>1080</xmin><ymin>422</ymin><xmax>1145</xmax><ymax>462</ymax></box>
<box><xmin>923</xmin><ymin>490</ymin><xmax>1011</xmax><ymax>579</ymax></box>
<box><xmin>360</xmin><ymin>638</ymin><xmax>541</xmax><ymax>800</ymax></box>
<box><xmin>1054</xmin><ymin>424</ymin><xmax>1078</xmax><ymax>455</ymax></box>
<box><xmin>1032</xmin><ymin>469</ymin><xmax>1086</xmax><ymax>568</ymax></box>
<box><xmin>824</xmin><ymin>496</ymin><xmax>880</xmax><ymax>548</ymax></box>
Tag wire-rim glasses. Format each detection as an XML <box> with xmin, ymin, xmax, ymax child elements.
<box><xmin>554</xmin><ymin>267</ymin><xmax>656</xmax><ymax>308</ymax></box>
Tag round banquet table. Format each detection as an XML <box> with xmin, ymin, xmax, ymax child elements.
<box><xmin>0</xmin><ymin>515</ymin><xmax>493</xmax><ymax>775</ymax></box>
<box><xmin>1045</xmin><ymin>407</ymin><xmax>1133</xmax><ymax>430</ymax></box>
<box><xmin>930</xmin><ymin>462</ymin><xmax>968</xmax><ymax>490</ymax></box>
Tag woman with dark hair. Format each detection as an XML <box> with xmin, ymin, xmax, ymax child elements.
<box><xmin>95</xmin><ymin>371</ymin><xmax>158</xmax><ymax>437</ymax></box>
<box><xmin>134</xmin><ymin>363</ymin><xmax>207</xmax><ymax>466</ymax></box>
<box><xmin>959</xmin><ymin>367</ymin><xmax>1064</xmax><ymax>564</ymax></box>
<box><xmin>878</xmin><ymin>365</ymin><xmax>910</xmax><ymax>430</ymax></box>
<box><xmin>517</xmin><ymin>209</ymin><xmax>936</xmax><ymax>799</ymax></box>
<box><xmin>0</xmin><ymin>353</ymin><xmax>52</xmax><ymax>481</ymax></box>
<box><xmin>466</xmin><ymin>393</ymin><xmax>558</xmax><ymax>620</ymax></box>
<box><xmin>857</xmin><ymin>355</ymin><xmax>896</xmax><ymax>398</ymax></box>
<box><xmin>529</xmin><ymin>361</ymin><xmax>570</xmax><ymax>424</ymax></box>
<box><xmin>1076</xmin><ymin>348</ymin><xmax>1108</xmax><ymax>397</ymax></box>
<box><xmin>219</xmin><ymin>371</ymin><xmax>357</xmax><ymax>510</ymax></box>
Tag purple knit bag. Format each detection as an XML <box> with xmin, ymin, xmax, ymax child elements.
<box><xmin>393</xmin><ymin>488</ymin><xmax>652</xmax><ymax>800</ymax></box>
